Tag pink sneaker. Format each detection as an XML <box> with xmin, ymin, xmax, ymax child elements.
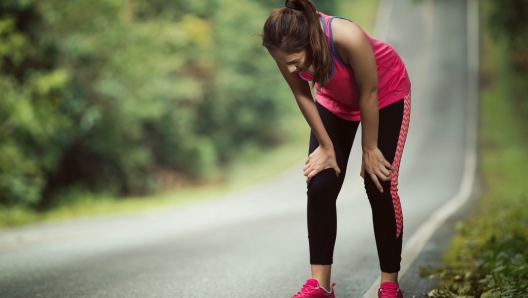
<box><xmin>378</xmin><ymin>282</ymin><xmax>403</xmax><ymax>298</ymax></box>
<box><xmin>291</xmin><ymin>278</ymin><xmax>335</xmax><ymax>298</ymax></box>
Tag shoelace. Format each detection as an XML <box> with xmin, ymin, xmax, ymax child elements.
<box><xmin>292</xmin><ymin>283</ymin><xmax>316</xmax><ymax>298</ymax></box>
<box><xmin>379</xmin><ymin>287</ymin><xmax>401</xmax><ymax>298</ymax></box>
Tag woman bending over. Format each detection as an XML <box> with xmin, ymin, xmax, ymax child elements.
<box><xmin>260</xmin><ymin>0</ymin><xmax>411</xmax><ymax>297</ymax></box>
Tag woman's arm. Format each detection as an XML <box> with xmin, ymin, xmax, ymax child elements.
<box><xmin>332</xmin><ymin>19</ymin><xmax>394</xmax><ymax>192</ymax></box>
<box><xmin>274</xmin><ymin>61</ymin><xmax>341</xmax><ymax>183</ymax></box>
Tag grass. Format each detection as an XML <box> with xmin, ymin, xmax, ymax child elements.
<box><xmin>0</xmin><ymin>0</ymin><xmax>381</xmax><ymax>230</ymax></box>
<box><xmin>418</xmin><ymin>1</ymin><xmax>528</xmax><ymax>297</ymax></box>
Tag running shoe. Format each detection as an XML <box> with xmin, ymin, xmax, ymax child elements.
<box><xmin>291</xmin><ymin>278</ymin><xmax>335</xmax><ymax>298</ymax></box>
<box><xmin>378</xmin><ymin>281</ymin><xmax>403</xmax><ymax>298</ymax></box>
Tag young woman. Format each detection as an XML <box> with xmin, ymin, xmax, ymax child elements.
<box><xmin>260</xmin><ymin>1</ymin><xmax>411</xmax><ymax>297</ymax></box>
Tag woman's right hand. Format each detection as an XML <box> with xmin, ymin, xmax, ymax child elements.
<box><xmin>303</xmin><ymin>146</ymin><xmax>341</xmax><ymax>184</ymax></box>
<box><xmin>360</xmin><ymin>146</ymin><xmax>393</xmax><ymax>193</ymax></box>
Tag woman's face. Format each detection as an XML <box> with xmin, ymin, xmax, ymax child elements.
<box><xmin>269</xmin><ymin>49</ymin><xmax>313</xmax><ymax>74</ymax></box>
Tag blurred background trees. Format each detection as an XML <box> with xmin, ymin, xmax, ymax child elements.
<box><xmin>489</xmin><ymin>0</ymin><xmax>528</xmax><ymax>71</ymax></box>
<box><xmin>487</xmin><ymin>0</ymin><xmax>528</xmax><ymax>124</ymax></box>
<box><xmin>1</xmin><ymin>0</ymin><xmax>310</xmax><ymax>209</ymax></box>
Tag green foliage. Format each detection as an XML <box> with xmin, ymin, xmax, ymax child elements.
<box><xmin>1</xmin><ymin>1</ymin><xmax>72</xmax><ymax>206</ymax></box>
<box><xmin>489</xmin><ymin>0</ymin><xmax>528</xmax><ymax>70</ymax></box>
<box><xmin>421</xmin><ymin>207</ymin><xmax>528</xmax><ymax>298</ymax></box>
<box><xmin>0</xmin><ymin>0</ymin><xmax>302</xmax><ymax>208</ymax></box>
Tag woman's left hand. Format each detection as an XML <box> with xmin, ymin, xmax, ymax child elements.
<box><xmin>361</xmin><ymin>147</ymin><xmax>394</xmax><ymax>193</ymax></box>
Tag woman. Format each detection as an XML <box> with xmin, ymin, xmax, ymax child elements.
<box><xmin>260</xmin><ymin>0</ymin><xmax>411</xmax><ymax>297</ymax></box>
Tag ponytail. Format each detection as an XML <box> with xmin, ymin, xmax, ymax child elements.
<box><xmin>260</xmin><ymin>0</ymin><xmax>331</xmax><ymax>89</ymax></box>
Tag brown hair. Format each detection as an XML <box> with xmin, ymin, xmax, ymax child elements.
<box><xmin>260</xmin><ymin>0</ymin><xmax>331</xmax><ymax>89</ymax></box>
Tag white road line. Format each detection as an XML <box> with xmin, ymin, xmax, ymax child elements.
<box><xmin>362</xmin><ymin>0</ymin><xmax>479</xmax><ymax>296</ymax></box>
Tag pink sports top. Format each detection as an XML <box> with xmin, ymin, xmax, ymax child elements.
<box><xmin>299</xmin><ymin>12</ymin><xmax>411</xmax><ymax>121</ymax></box>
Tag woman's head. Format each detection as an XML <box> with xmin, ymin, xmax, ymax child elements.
<box><xmin>260</xmin><ymin>0</ymin><xmax>331</xmax><ymax>88</ymax></box>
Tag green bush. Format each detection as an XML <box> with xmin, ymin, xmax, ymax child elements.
<box><xmin>422</xmin><ymin>205</ymin><xmax>528</xmax><ymax>298</ymax></box>
<box><xmin>0</xmin><ymin>0</ymin><xmax>299</xmax><ymax>208</ymax></box>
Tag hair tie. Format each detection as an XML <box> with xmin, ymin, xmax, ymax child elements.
<box><xmin>285</xmin><ymin>2</ymin><xmax>296</xmax><ymax>9</ymax></box>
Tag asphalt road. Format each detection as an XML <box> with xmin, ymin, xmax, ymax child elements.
<box><xmin>0</xmin><ymin>0</ymin><xmax>474</xmax><ymax>297</ymax></box>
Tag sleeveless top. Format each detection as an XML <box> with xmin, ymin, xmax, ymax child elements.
<box><xmin>299</xmin><ymin>12</ymin><xmax>411</xmax><ymax>121</ymax></box>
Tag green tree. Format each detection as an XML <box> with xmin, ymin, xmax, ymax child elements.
<box><xmin>1</xmin><ymin>0</ymin><xmax>324</xmax><ymax>208</ymax></box>
<box><xmin>489</xmin><ymin>0</ymin><xmax>528</xmax><ymax>70</ymax></box>
<box><xmin>1</xmin><ymin>1</ymin><xmax>72</xmax><ymax>206</ymax></box>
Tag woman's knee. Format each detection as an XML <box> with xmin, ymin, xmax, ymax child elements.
<box><xmin>307</xmin><ymin>169</ymin><xmax>344</xmax><ymax>201</ymax></box>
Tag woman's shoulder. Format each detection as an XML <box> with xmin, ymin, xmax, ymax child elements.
<box><xmin>330</xmin><ymin>18</ymin><xmax>369</xmax><ymax>63</ymax></box>
<box><xmin>331</xmin><ymin>17</ymin><xmax>365</xmax><ymax>45</ymax></box>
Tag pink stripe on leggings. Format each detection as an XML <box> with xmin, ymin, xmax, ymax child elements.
<box><xmin>390</xmin><ymin>92</ymin><xmax>411</xmax><ymax>238</ymax></box>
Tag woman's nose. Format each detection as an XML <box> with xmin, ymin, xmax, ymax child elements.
<box><xmin>287</xmin><ymin>65</ymin><xmax>298</xmax><ymax>73</ymax></box>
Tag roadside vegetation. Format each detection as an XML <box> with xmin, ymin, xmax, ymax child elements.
<box><xmin>421</xmin><ymin>0</ymin><xmax>528</xmax><ymax>297</ymax></box>
<box><xmin>0</xmin><ymin>0</ymin><xmax>378</xmax><ymax>228</ymax></box>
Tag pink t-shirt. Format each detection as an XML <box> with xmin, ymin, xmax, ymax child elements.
<box><xmin>299</xmin><ymin>12</ymin><xmax>411</xmax><ymax>121</ymax></box>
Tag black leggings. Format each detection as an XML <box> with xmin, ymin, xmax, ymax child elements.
<box><xmin>307</xmin><ymin>95</ymin><xmax>410</xmax><ymax>273</ymax></box>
